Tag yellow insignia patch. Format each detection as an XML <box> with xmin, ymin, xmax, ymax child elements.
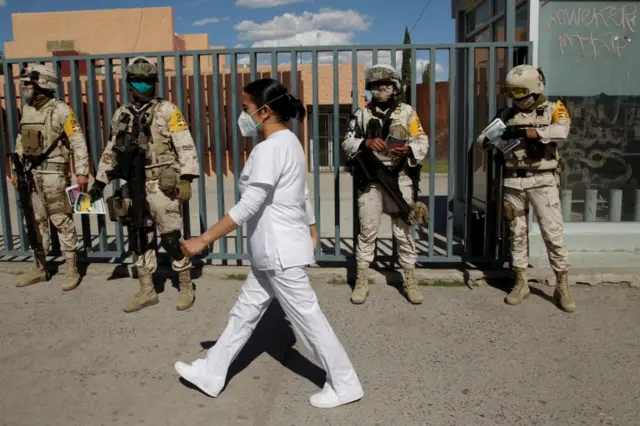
<box><xmin>552</xmin><ymin>100</ymin><xmax>570</xmax><ymax>122</ymax></box>
<box><xmin>408</xmin><ymin>116</ymin><xmax>425</xmax><ymax>137</ymax></box>
<box><xmin>168</xmin><ymin>107</ymin><xmax>189</xmax><ymax>132</ymax></box>
<box><xmin>63</xmin><ymin>110</ymin><xmax>82</xmax><ymax>136</ymax></box>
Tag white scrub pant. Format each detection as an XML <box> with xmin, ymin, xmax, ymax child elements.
<box><xmin>191</xmin><ymin>263</ymin><xmax>363</xmax><ymax>400</ymax></box>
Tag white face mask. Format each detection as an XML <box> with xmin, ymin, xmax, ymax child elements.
<box><xmin>238</xmin><ymin>111</ymin><xmax>262</xmax><ymax>137</ymax></box>
<box><xmin>237</xmin><ymin>93</ymin><xmax>289</xmax><ymax>137</ymax></box>
<box><xmin>22</xmin><ymin>86</ymin><xmax>34</xmax><ymax>104</ymax></box>
<box><xmin>513</xmin><ymin>95</ymin><xmax>536</xmax><ymax>111</ymax></box>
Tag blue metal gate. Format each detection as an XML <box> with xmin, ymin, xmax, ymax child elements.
<box><xmin>0</xmin><ymin>42</ymin><xmax>531</xmax><ymax>266</ymax></box>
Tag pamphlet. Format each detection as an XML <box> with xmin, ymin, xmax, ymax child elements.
<box><xmin>65</xmin><ymin>184</ymin><xmax>106</xmax><ymax>215</ymax></box>
<box><xmin>479</xmin><ymin>118</ymin><xmax>520</xmax><ymax>154</ymax></box>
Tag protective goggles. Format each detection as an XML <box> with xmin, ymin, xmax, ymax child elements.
<box><xmin>501</xmin><ymin>85</ymin><xmax>531</xmax><ymax>99</ymax></box>
<box><xmin>20</xmin><ymin>69</ymin><xmax>40</xmax><ymax>83</ymax></box>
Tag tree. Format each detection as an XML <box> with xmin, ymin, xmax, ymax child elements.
<box><xmin>401</xmin><ymin>26</ymin><xmax>412</xmax><ymax>104</ymax></box>
<box><xmin>422</xmin><ymin>65</ymin><xmax>430</xmax><ymax>86</ymax></box>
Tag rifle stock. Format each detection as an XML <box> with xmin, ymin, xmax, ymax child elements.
<box><xmin>7</xmin><ymin>153</ymin><xmax>43</xmax><ymax>252</ymax></box>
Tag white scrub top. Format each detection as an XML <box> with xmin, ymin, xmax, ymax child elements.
<box><xmin>235</xmin><ymin>129</ymin><xmax>315</xmax><ymax>271</ymax></box>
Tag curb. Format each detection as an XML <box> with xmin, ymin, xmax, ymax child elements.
<box><xmin>0</xmin><ymin>260</ymin><xmax>639</xmax><ymax>288</ymax></box>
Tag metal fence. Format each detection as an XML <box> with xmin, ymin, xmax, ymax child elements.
<box><xmin>0</xmin><ymin>42</ymin><xmax>532</xmax><ymax>266</ymax></box>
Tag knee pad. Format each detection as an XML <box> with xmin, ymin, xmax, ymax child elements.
<box><xmin>160</xmin><ymin>230</ymin><xmax>185</xmax><ymax>261</ymax></box>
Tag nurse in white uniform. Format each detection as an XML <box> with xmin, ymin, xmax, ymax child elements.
<box><xmin>174</xmin><ymin>78</ymin><xmax>364</xmax><ymax>409</ymax></box>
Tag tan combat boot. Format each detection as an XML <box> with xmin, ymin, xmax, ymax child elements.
<box><xmin>505</xmin><ymin>267</ymin><xmax>530</xmax><ymax>305</ymax></box>
<box><xmin>554</xmin><ymin>271</ymin><xmax>575</xmax><ymax>313</ymax></box>
<box><xmin>176</xmin><ymin>269</ymin><xmax>195</xmax><ymax>311</ymax></box>
<box><xmin>403</xmin><ymin>267</ymin><xmax>424</xmax><ymax>304</ymax></box>
<box><xmin>62</xmin><ymin>251</ymin><xmax>81</xmax><ymax>291</ymax></box>
<box><xmin>123</xmin><ymin>271</ymin><xmax>159</xmax><ymax>313</ymax></box>
<box><xmin>350</xmin><ymin>266</ymin><xmax>369</xmax><ymax>304</ymax></box>
<box><xmin>16</xmin><ymin>250</ymin><xmax>49</xmax><ymax>287</ymax></box>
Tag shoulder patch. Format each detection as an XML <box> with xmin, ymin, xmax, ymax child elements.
<box><xmin>552</xmin><ymin>100</ymin><xmax>570</xmax><ymax>122</ymax></box>
<box><xmin>168</xmin><ymin>104</ymin><xmax>189</xmax><ymax>132</ymax></box>
<box><xmin>408</xmin><ymin>113</ymin><xmax>425</xmax><ymax>137</ymax></box>
<box><xmin>62</xmin><ymin>106</ymin><xmax>83</xmax><ymax>136</ymax></box>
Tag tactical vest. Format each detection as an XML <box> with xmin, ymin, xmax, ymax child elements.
<box><xmin>503</xmin><ymin>101</ymin><xmax>560</xmax><ymax>171</ymax></box>
<box><xmin>361</xmin><ymin>104</ymin><xmax>410</xmax><ymax>166</ymax></box>
<box><xmin>19</xmin><ymin>100</ymin><xmax>69</xmax><ymax>164</ymax></box>
<box><xmin>113</xmin><ymin>98</ymin><xmax>180</xmax><ymax>180</ymax></box>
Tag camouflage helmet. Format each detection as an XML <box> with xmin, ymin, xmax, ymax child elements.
<box><xmin>502</xmin><ymin>64</ymin><xmax>545</xmax><ymax>99</ymax></box>
<box><xmin>20</xmin><ymin>64</ymin><xmax>58</xmax><ymax>92</ymax></box>
<box><xmin>365</xmin><ymin>64</ymin><xmax>402</xmax><ymax>94</ymax></box>
<box><xmin>125</xmin><ymin>56</ymin><xmax>158</xmax><ymax>82</ymax></box>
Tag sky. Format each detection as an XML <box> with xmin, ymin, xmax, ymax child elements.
<box><xmin>0</xmin><ymin>0</ymin><xmax>456</xmax><ymax>80</ymax></box>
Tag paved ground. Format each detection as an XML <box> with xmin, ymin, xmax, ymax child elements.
<box><xmin>1</xmin><ymin>263</ymin><xmax>639</xmax><ymax>426</ymax></box>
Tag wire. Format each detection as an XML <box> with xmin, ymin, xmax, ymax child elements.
<box><xmin>409</xmin><ymin>0</ymin><xmax>434</xmax><ymax>34</ymax></box>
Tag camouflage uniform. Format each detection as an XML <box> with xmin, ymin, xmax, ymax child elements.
<box><xmin>14</xmin><ymin>65</ymin><xmax>90</xmax><ymax>291</ymax></box>
<box><xmin>342</xmin><ymin>64</ymin><xmax>429</xmax><ymax>305</ymax></box>
<box><xmin>477</xmin><ymin>64</ymin><xmax>575</xmax><ymax>312</ymax></box>
<box><xmin>89</xmin><ymin>57</ymin><xmax>200</xmax><ymax>312</ymax></box>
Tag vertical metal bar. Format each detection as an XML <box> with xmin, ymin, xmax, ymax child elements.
<box><xmin>333</xmin><ymin>50</ymin><xmax>341</xmax><ymax>257</ymax></box>
<box><xmin>372</xmin><ymin>48</ymin><xmax>378</xmax><ymax>64</ymax></box>
<box><xmin>120</xmin><ymin>56</ymin><xmax>129</xmax><ymax>105</ymax></box>
<box><xmin>390</xmin><ymin>48</ymin><xmax>397</xmax><ymax>69</ymax></box>
<box><xmin>608</xmin><ymin>189</ymin><xmax>622</xmax><ymax>222</ymax></box>
<box><xmin>483</xmin><ymin>46</ymin><xmax>497</xmax><ymax>259</ymax></box>
<box><xmin>104</xmin><ymin>59</ymin><xmax>124</xmax><ymax>253</ymax></box>
<box><xmin>351</xmin><ymin>49</ymin><xmax>360</xmax><ymax>254</ymax></box>
<box><xmin>86</xmin><ymin>58</ymin><xmax>107</xmax><ymax>252</ymax></box>
<box><xmin>584</xmin><ymin>189</ymin><xmax>598</xmax><ymax>222</ymax></box>
<box><xmin>635</xmin><ymin>190</ymin><xmax>640</xmax><ymax>222</ymax></box>
<box><xmin>212</xmin><ymin>53</ymin><xmax>227</xmax><ymax>257</ymax></box>
<box><xmin>291</xmin><ymin>50</ymin><xmax>299</xmax><ymax>137</ymax></box>
<box><xmin>1</xmin><ymin>62</ymin><xmax>17</xmax><ymax>251</ymax></box>
<box><xmin>50</xmin><ymin>60</ymin><xmax>66</xmax><ymax>257</ymax></box>
<box><xmin>193</xmin><ymin>55</ymin><xmax>208</xmax><ymax>250</ymax></box>
<box><xmin>230</xmin><ymin>53</ymin><xmax>243</xmax><ymax>256</ymax></box>
<box><xmin>561</xmin><ymin>189</ymin><xmax>572</xmax><ymax>222</ymax></box>
<box><xmin>271</xmin><ymin>51</ymin><xmax>278</xmax><ymax>80</ymax></box>
<box><xmin>157</xmin><ymin>56</ymin><xmax>166</xmax><ymax>98</ymax></box>
<box><xmin>250</xmin><ymin>52</ymin><xmax>258</xmax><ymax>148</ymax></box>
<box><xmin>174</xmin><ymin>53</ymin><xmax>191</xmax><ymax>240</ymax></box>
<box><xmin>54</xmin><ymin>60</ymin><xmax>65</xmax><ymax>101</ymax></box>
<box><xmin>70</xmin><ymin>59</ymin><xmax>93</xmax><ymax>254</ymax></box>
<box><xmin>465</xmin><ymin>48</ymin><xmax>476</xmax><ymax>256</ymax></box>
<box><xmin>447</xmin><ymin>49</ymin><xmax>456</xmax><ymax>257</ymax></box>
<box><xmin>428</xmin><ymin>48</ymin><xmax>437</xmax><ymax>258</ymax></box>
<box><xmin>410</xmin><ymin>48</ymin><xmax>417</xmax><ymax>109</ymax></box>
<box><xmin>506</xmin><ymin>0</ymin><xmax>516</xmax><ymax>67</ymax></box>
<box><xmin>312</xmin><ymin>51</ymin><xmax>321</xmax><ymax>256</ymax></box>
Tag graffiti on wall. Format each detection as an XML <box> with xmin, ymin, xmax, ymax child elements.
<box><xmin>549</xmin><ymin>4</ymin><xmax>636</xmax><ymax>59</ymax></box>
<box><xmin>558</xmin><ymin>95</ymin><xmax>640</xmax><ymax>199</ymax></box>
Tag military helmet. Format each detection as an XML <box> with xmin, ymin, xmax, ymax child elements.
<box><xmin>365</xmin><ymin>64</ymin><xmax>402</xmax><ymax>94</ymax></box>
<box><xmin>20</xmin><ymin>64</ymin><xmax>58</xmax><ymax>92</ymax></box>
<box><xmin>501</xmin><ymin>64</ymin><xmax>545</xmax><ymax>99</ymax></box>
<box><xmin>125</xmin><ymin>56</ymin><xmax>158</xmax><ymax>82</ymax></box>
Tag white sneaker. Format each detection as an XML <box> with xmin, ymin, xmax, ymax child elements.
<box><xmin>174</xmin><ymin>361</ymin><xmax>221</xmax><ymax>398</ymax></box>
<box><xmin>308</xmin><ymin>383</ymin><xmax>364</xmax><ymax>408</ymax></box>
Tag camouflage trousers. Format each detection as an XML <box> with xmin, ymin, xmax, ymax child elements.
<box><xmin>134</xmin><ymin>179</ymin><xmax>191</xmax><ymax>274</ymax></box>
<box><xmin>503</xmin><ymin>171</ymin><xmax>569</xmax><ymax>272</ymax></box>
<box><xmin>355</xmin><ymin>174</ymin><xmax>416</xmax><ymax>268</ymax></box>
<box><xmin>30</xmin><ymin>170</ymin><xmax>77</xmax><ymax>252</ymax></box>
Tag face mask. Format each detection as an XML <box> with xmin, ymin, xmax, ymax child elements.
<box><xmin>238</xmin><ymin>111</ymin><xmax>262</xmax><ymax>137</ymax></box>
<box><xmin>371</xmin><ymin>84</ymin><xmax>394</xmax><ymax>102</ymax></box>
<box><xmin>22</xmin><ymin>86</ymin><xmax>34</xmax><ymax>104</ymax></box>
<box><xmin>131</xmin><ymin>82</ymin><xmax>154</xmax><ymax>93</ymax></box>
<box><xmin>513</xmin><ymin>95</ymin><xmax>536</xmax><ymax>111</ymax></box>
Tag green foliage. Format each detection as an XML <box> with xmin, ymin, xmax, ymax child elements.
<box><xmin>401</xmin><ymin>26</ymin><xmax>411</xmax><ymax>104</ymax></box>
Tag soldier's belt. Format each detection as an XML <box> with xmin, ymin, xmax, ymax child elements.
<box><xmin>505</xmin><ymin>169</ymin><xmax>553</xmax><ymax>178</ymax></box>
<box><xmin>37</xmin><ymin>162</ymin><xmax>69</xmax><ymax>173</ymax></box>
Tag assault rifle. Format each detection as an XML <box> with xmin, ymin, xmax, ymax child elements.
<box><xmin>7</xmin><ymin>152</ymin><xmax>42</xmax><ymax>252</ymax></box>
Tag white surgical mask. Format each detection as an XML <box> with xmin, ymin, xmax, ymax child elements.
<box><xmin>513</xmin><ymin>95</ymin><xmax>535</xmax><ymax>111</ymax></box>
<box><xmin>237</xmin><ymin>92</ymin><xmax>289</xmax><ymax>137</ymax></box>
<box><xmin>238</xmin><ymin>111</ymin><xmax>261</xmax><ymax>137</ymax></box>
<box><xmin>371</xmin><ymin>84</ymin><xmax>394</xmax><ymax>102</ymax></box>
<box><xmin>22</xmin><ymin>86</ymin><xmax>34</xmax><ymax>104</ymax></box>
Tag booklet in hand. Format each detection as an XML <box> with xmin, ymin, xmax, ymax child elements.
<box><xmin>480</xmin><ymin>118</ymin><xmax>520</xmax><ymax>154</ymax></box>
<box><xmin>65</xmin><ymin>184</ymin><xmax>106</xmax><ymax>215</ymax></box>
<box><xmin>385</xmin><ymin>134</ymin><xmax>407</xmax><ymax>156</ymax></box>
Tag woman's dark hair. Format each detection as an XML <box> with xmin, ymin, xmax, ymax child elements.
<box><xmin>243</xmin><ymin>78</ymin><xmax>306</xmax><ymax>122</ymax></box>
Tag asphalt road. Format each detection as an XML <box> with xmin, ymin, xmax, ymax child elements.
<box><xmin>1</xmin><ymin>265</ymin><xmax>639</xmax><ymax>426</ymax></box>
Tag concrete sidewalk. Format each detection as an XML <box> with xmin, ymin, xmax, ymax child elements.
<box><xmin>0</xmin><ymin>263</ymin><xmax>639</xmax><ymax>426</ymax></box>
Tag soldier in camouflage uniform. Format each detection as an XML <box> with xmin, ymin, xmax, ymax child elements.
<box><xmin>11</xmin><ymin>64</ymin><xmax>90</xmax><ymax>291</ymax></box>
<box><xmin>87</xmin><ymin>57</ymin><xmax>200</xmax><ymax>313</ymax></box>
<box><xmin>342</xmin><ymin>64</ymin><xmax>429</xmax><ymax>305</ymax></box>
<box><xmin>476</xmin><ymin>64</ymin><xmax>575</xmax><ymax>312</ymax></box>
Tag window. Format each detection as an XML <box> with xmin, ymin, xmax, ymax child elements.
<box><xmin>465</xmin><ymin>1</ymin><xmax>491</xmax><ymax>34</ymax></box>
<box><xmin>515</xmin><ymin>3</ymin><xmax>529</xmax><ymax>41</ymax></box>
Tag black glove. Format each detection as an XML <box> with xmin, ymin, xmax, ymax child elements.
<box><xmin>501</xmin><ymin>126</ymin><xmax>528</xmax><ymax>140</ymax></box>
<box><xmin>87</xmin><ymin>180</ymin><xmax>107</xmax><ymax>202</ymax></box>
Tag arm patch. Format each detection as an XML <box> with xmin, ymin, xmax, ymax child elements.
<box><xmin>63</xmin><ymin>108</ymin><xmax>83</xmax><ymax>136</ymax></box>
<box><xmin>552</xmin><ymin>100</ymin><xmax>570</xmax><ymax>122</ymax></box>
<box><xmin>168</xmin><ymin>105</ymin><xmax>189</xmax><ymax>132</ymax></box>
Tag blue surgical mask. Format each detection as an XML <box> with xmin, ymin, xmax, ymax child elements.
<box><xmin>131</xmin><ymin>82</ymin><xmax>153</xmax><ymax>93</ymax></box>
